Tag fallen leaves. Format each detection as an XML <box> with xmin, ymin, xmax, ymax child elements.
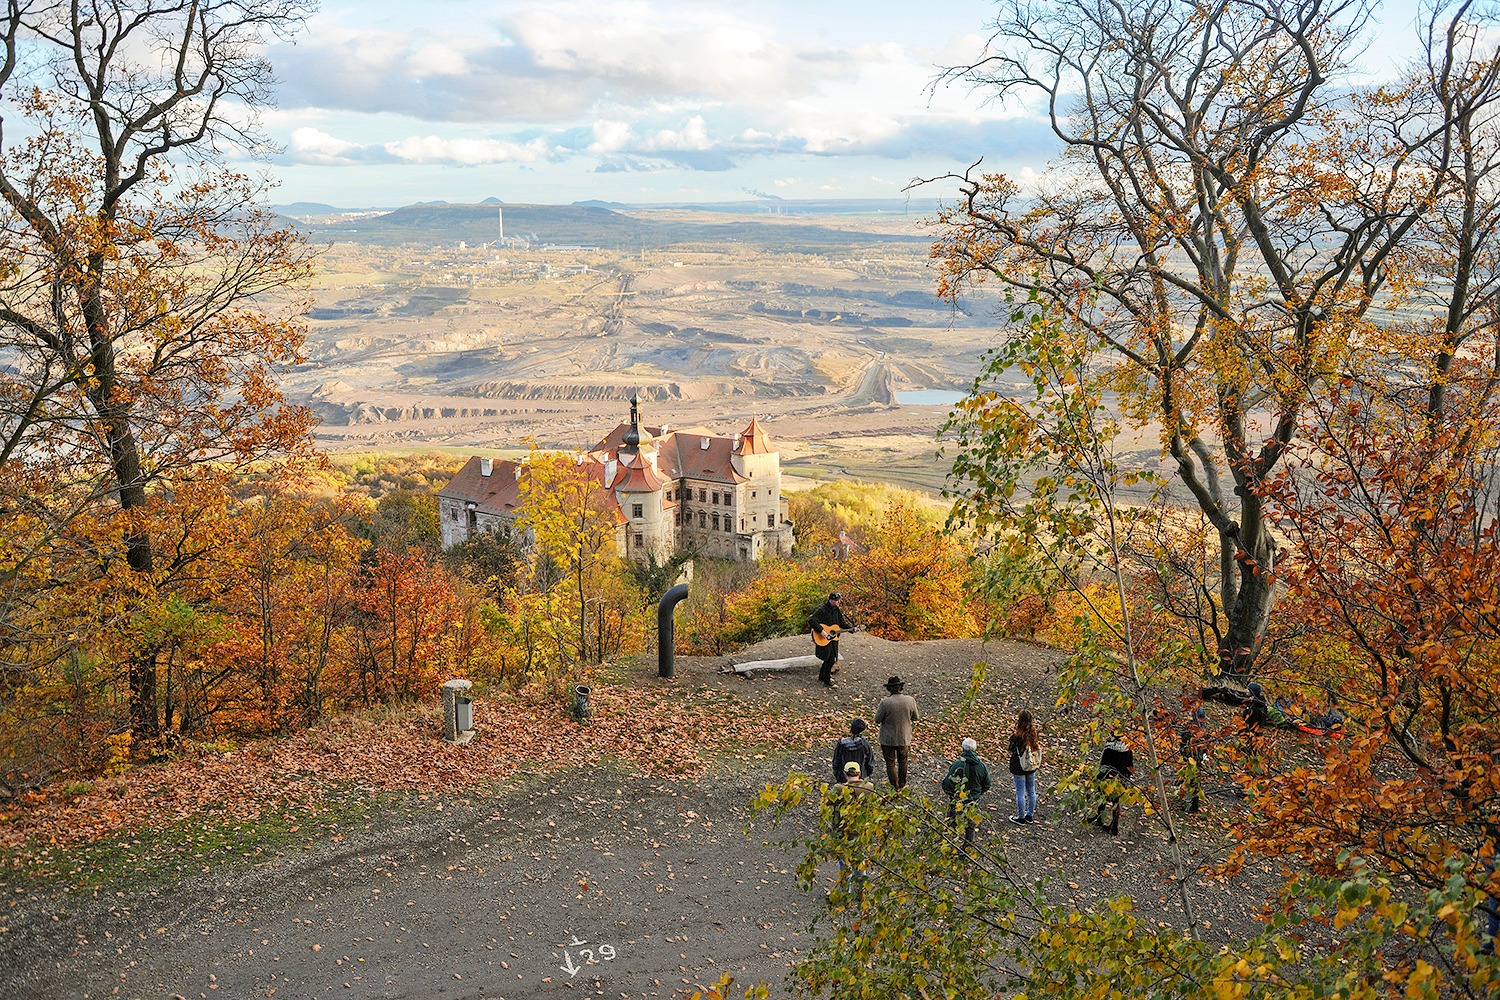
<box><xmin>0</xmin><ymin>677</ymin><xmax>844</xmax><ymax>858</ymax></box>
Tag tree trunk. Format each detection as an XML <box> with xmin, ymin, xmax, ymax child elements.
<box><xmin>110</xmin><ymin>413</ymin><xmax>161</xmax><ymax>744</ymax></box>
<box><xmin>1216</xmin><ymin>492</ymin><xmax>1277</xmax><ymax>683</ymax></box>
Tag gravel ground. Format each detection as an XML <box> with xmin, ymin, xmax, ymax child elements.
<box><xmin>0</xmin><ymin>634</ymin><xmax>1274</xmax><ymax>999</ymax></box>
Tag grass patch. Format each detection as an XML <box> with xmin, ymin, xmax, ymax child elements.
<box><xmin>0</xmin><ymin>783</ymin><xmax>388</xmax><ymax>893</ymax></box>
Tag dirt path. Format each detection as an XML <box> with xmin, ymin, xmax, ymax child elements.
<box><xmin>0</xmin><ymin>635</ymin><xmax>1272</xmax><ymax>999</ymax></box>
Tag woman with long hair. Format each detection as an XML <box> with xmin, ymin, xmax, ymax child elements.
<box><xmin>1007</xmin><ymin>709</ymin><xmax>1042</xmax><ymax>824</ymax></box>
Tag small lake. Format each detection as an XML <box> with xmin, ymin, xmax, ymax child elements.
<box><xmin>896</xmin><ymin>389</ymin><xmax>966</xmax><ymax>406</ymax></box>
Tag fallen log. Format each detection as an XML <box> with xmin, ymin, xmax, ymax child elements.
<box><xmin>731</xmin><ymin>654</ymin><xmax>820</xmax><ymax>676</ymax></box>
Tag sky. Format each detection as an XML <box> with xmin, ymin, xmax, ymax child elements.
<box><xmin>256</xmin><ymin>0</ymin><xmax>1430</xmax><ymax>209</ymax></box>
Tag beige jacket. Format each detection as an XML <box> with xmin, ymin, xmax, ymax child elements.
<box><xmin>874</xmin><ymin>693</ymin><xmax>919</xmax><ymax>747</ymax></box>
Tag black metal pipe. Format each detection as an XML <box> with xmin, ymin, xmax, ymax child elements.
<box><xmin>657</xmin><ymin>582</ymin><xmax>690</xmax><ymax>678</ymax></box>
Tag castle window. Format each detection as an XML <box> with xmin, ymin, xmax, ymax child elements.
<box><xmin>712</xmin><ymin>491</ymin><xmax>720</xmax><ymax>505</ymax></box>
<box><xmin>674</xmin><ymin>511</ymin><xmax>681</xmax><ymax>525</ymax></box>
<box><xmin>724</xmin><ymin>493</ymin><xmax>732</xmax><ymax>507</ymax></box>
<box><xmin>698</xmin><ymin>511</ymin><xmax>706</xmax><ymax>528</ymax></box>
<box><xmin>752</xmin><ymin>490</ymin><xmax>758</xmax><ymax>498</ymax></box>
<box><xmin>741</xmin><ymin>518</ymin><xmax>746</xmax><ymax>531</ymax></box>
<box><xmin>768</xmin><ymin>513</ymin><xmax>775</xmax><ymax>526</ymax></box>
<box><xmin>712</xmin><ymin>513</ymin><xmax>720</xmax><ymax>530</ymax></box>
<box><xmin>698</xmin><ymin>488</ymin><xmax>706</xmax><ymax>502</ymax></box>
<box><xmin>634</xmin><ymin>533</ymin><xmax>644</xmax><ymax>547</ymax></box>
<box><xmin>449</xmin><ymin>508</ymin><xmax>459</xmax><ymax>521</ymax></box>
<box><xmin>753</xmin><ymin>514</ymin><xmax>758</xmax><ymax>523</ymax></box>
<box><xmin>723</xmin><ymin>520</ymin><xmax>732</xmax><ymax>533</ymax></box>
<box><xmin>632</xmin><ymin>503</ymin><xmax>643</xmax><ymax>518</ymax></box>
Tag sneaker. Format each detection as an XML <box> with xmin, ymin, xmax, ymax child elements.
<box><xmin>1021</xmin><ymin>814</ymin><xmax>1035</xmax><ymax>823</ymax></box>
<box><xmin>1008</xmin><ymin>815</ymin><xmax>1025</xmax><ymax>825</ymax></box>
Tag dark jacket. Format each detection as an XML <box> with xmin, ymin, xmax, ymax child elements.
<box><xmin>1008</xmin><ymin>733</ymin><xmax>1039</xmax><ymax>776</ymax></box>
<box><xmin>809</xmin><ymin>600</ymin><xmax>852</xmax><ymax>634</ymax></box>
<box><xmin>1098</xmin><ymin>740</ymin><xmax>1134</xmax><ymax>780</ymax></box>
<box><xmin>1242</xmin><ymin>694</ymin><xmax>1269</xmax><ymax>730</ymax></box>
<box><xmin>832</xmin><ymin>735</ymin><xmax>876</xmax><ymax>784</ymax></box>
<box><xmin>941</xmin><ymin>749</ymin><xmax>992</xmax><ymax>801</ymax></box>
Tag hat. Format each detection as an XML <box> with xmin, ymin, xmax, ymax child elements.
<box><xmin>884</xmin><ymin>676</ymin><xmax>904</xmax><ymax>692</ymax></box>
<box><xmin>829</xmin><ymin>592</ymin><xmax>842</xmax><ymax>601</ymax></box>
<box><xmin>1247</xmin><ymin>681</ymin><xmax>1263</xmax><ymax>696</ymax></box>
<box><xmin>962</xmin><ymin>737</ymin><xmax>977</xmax><ymax>752</ymax></box>
<box><xmin>843</xmin><ymin>761</ymin><xmax>862</xmax><ymax>776</ymax></box>
<box><xmin>850</xmin><ymin>718</ymin><xmax>867</xmax><ymax>736</ymax></box>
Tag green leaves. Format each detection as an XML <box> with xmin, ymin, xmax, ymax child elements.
<box><xmin>754</xmin><ymin>769</ymin><xmax>1500</xmax><ymax>998</ymax></box>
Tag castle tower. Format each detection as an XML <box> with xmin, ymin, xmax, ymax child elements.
<box><xmin>620</xmin><ymin>393</ymin><xmax>654</xmax><ymax>453</ymax></box>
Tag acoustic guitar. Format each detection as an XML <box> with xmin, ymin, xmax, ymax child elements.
<box><xmin>811</xmin><ymin>624</ymin><xmax>858</xmax><ymax>647</ymax></box>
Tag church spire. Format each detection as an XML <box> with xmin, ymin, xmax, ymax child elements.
<box><xmin>621</xmin><ymin>393</ymin><xmax>653</xmax><ymax>452</ymax></box>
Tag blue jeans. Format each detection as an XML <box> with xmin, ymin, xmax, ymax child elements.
<box><xmin>1013</xmin><ymin>772</ymin><xmax>1036</xmax><ymax>818</ymax></box>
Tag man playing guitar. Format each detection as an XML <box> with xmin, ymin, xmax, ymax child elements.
<box><xmin>809</xmin><ymin>592</ymin><xmax>855</xmax><ymax>688</ymax></box>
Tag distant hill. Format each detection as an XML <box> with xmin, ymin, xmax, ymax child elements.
<box><xmin>300</xmin><ymin>202</ymin><xmax>926</xmax><ymax>250</ymax></box>
<box><xmin>638</xmin><ymin>197</ymin><xmax>947</xmax><ymax>216</ymax></box>
<box><xmin>272</xmin><ymin>201</ymin><xmax>346</xmax><ymax>216</ymax></box>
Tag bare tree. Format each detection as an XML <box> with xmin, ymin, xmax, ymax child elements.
<box><xmin>930</xmin><ymin>0</ymin><xmax>1500</xmax><ymax>679</ymax></box>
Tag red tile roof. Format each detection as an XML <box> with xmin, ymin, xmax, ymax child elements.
<box><xmin>440</xmin><ymin>454</ymin><xmax>626</xmax><ymax>524</ymax></box>
<box><xmin>438</xmin><ymin>456</ymin><xmax>524</xmax><ymax>516</ymax></box>
<box><xmin>610</xmin><ymin>450</ymin><xmax>669</xmax><ymax>492</ymax></box>
<box><xmin>740</xmin><ymin>416</ymin><xmax>773</xmax><ymax>455</ymax></box>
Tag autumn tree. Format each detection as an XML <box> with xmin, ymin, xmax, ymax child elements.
<box><xmin>515</xmin><ymin>449</ymin><xmax>622</xmax><ymax>668</ymax></box>
<box><xmin>365</xmin><ymin>489</ymin><xmax>441</xmax><ymax>553</ymax></box>
<box><xmin>927</xmin><ymin>0</ymin><xmax>1500</xmax><ymax>679</ymax></box>
<box><xmin>348</xmin><ymin>546</ymin><xmax>467</xmax><ymax>706</ymax></box>
<box><xmin>445</xmin><ymin>527</ymin><xmax>526</xmax><ymax>603</ymax></box>
<box><xmin>841</xmin><ymin>498</ymin><xmax>982</xmax><ymax>640</ymax></box>
<box><xmin>1242</xmin><ymin>334</ymin><xmax>1500</xmax><ymax>923</ymax></box>
<box><xmin>0</xmin><ymin>1</ymin><xmax>317</xmax><ymax>745</ymax></box>
<box><xmin>1222</xmin><ymin>2</ymin><xmax>1500</xmax><ymax>922</ymax></box>
<box><xmin>946</xmin><ymin>303</ymin><xmax>1204</xmax><ymax>936</ymax></box>
<box><xmin>211</xmin><ymin>482</ymin><xmax>364</xmax><ymax>732</ymax></box>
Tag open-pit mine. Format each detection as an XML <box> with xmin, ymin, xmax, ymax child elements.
<box><xmin>286</xmin><ymin>201</ymin><xmax>1015</xmax><ymax>493</ymax></box>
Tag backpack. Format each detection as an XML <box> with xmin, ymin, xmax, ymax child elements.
<box><xmin>832</xmin><ymin>737</ymin><xmax>865</xmax><ymax>783</ymax></box>
<box><xmin>942</xmin><ymin>757</ymin><xmax>977</xmax><ymax>798</ymax></box>
<box><xmin>1018</xmin><ymin>741</ymin><xmax>1041</xmax><ymax>772</ymax></box>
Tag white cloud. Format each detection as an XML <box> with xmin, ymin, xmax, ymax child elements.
<box><xmin>643</xmin><ymin>115</ymin><xmax>713</xmax><ymax>152</ymax></box>
<box><xmin>383</xmin><ymin>135</ymin><xmax>555</xmax><ymax>165</ymax></box>
<box><xmin>588</xmin><ymin>120</ymin><xmax>634</xmax><ymax>154</ymax></box>
<box><xmin>270</xmin><ymin>2</ymin><xmax>870</xmax><ymax>124</ymax></box>
<box><xmin>287</xmin><ymin>127</ymin><xmax>362</xmax><ymax>164</ymax></box>
<box><xmin>503</xmin><ymin>2</ymin><xmax>861</xmax><ymax>101</ymax></box>
<box><xmin>263</xmin><ymin>0</ymin><xmax>1067</xmax><ymax>200</ymax></box>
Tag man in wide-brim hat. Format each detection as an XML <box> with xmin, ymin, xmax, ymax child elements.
<box><xmin>874</xmin><ymin>675</ymin><xmax>918</xmax><ymax>789</ymax></box>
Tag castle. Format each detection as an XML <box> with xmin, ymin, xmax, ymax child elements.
<box><xmin>437</xmin><ymin>399</ymin><xmax>795</xmax><ymax>562</ymax></box>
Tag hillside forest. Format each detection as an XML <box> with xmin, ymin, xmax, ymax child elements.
<box><xmin>0</xmin><ymin>457</ymin><xmax>985</xmax><ymax>788</ymax></box>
